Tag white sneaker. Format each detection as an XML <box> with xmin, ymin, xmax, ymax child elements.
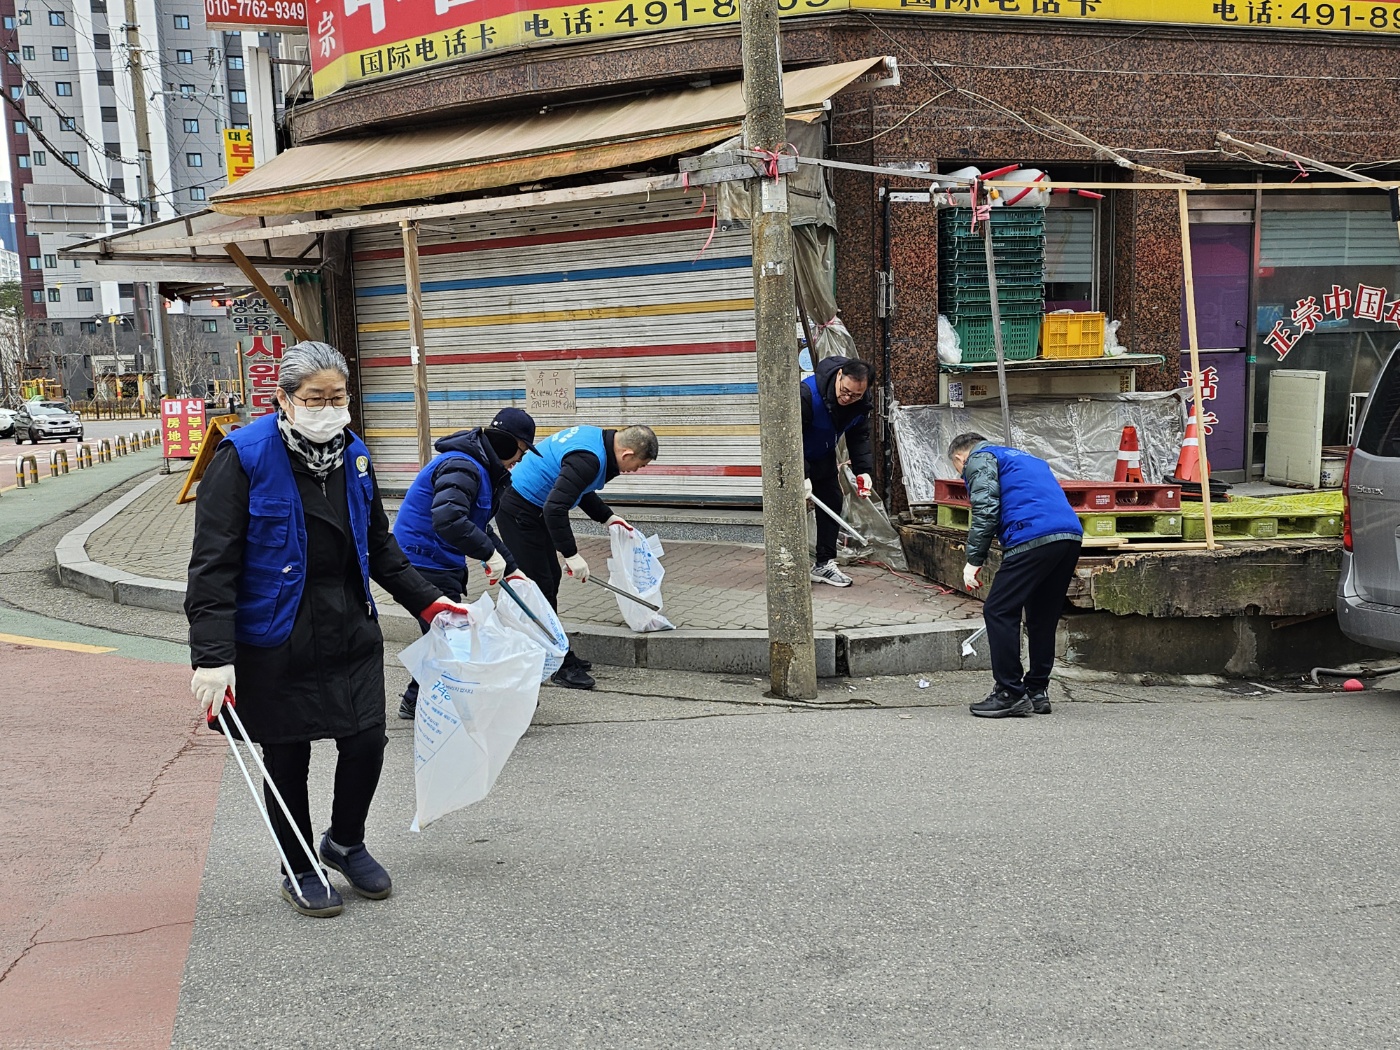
<box><xmin>810</xmin><ymin>560</ymin><xmax>853</xmax><ymax>587</ymax></box>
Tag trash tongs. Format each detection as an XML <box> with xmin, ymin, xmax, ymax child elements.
<box><xmin>209</xmin><ymin>690</ymin><xmax>332</xmax><ymax>907</ymax></box>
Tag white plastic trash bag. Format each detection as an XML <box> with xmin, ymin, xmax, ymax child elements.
<box><xmin>399</xmin><ymin>594</ymin><xmax>546</xmax><ymax>831</ymax></box>
<box><xmin>495</xmin><ymin>576</ymin><xmax>569</xmax><ymax>680</ymax></box>
<box><xmin>606</xmin><ymin>524</ymin><xmax>675</xmax><ymax>632</ymax></box>
<box><xmin>937</xmin><ymin>314</ymin><xmax>962</xmax><ymax>366</ymax></box>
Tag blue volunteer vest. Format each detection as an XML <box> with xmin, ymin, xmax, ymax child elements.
<box><xmin>510</xmin><ymin>425</ymin><xmax>608</xmax><ymax>508</ymax></box>
<box><xmin>980</xmin><ymin>445</ymin><xmax>1083</xmax><ymax>550</ymax></box>
<box><xmin>393</xmin><ymin>450</ymin><xmax>493</xmax><ymax>573</ymax></box>
<box><xmin>802</xmin><ymin>374</ymin><xmax>866</xmax><ymax>462</ymax></box>
<box><xmin>224</xmin><ymin>413</ymin><xmax>375</xmax><ymax>647</ymax></box>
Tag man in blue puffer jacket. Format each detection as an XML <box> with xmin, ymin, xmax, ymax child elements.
<box><xmin>392</xmin><ymin>407</ymin><xmax>539</xmax><ymax>719</ymax></box>
<box><xmin>949</xmin><ymin>432</ymin><xmax>1083</xmax><ymax>719</ymax></box>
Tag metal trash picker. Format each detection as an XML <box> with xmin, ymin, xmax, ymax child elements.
<box><xmin>808</xmin><ymin>490</ymin><xmax>867</xmax><ymax>545</ymax></box>
<box><xmin>588</xmin><ymin>576</ymin><xmax>663</xmax><ymax>613</ymax></box>
<box><xmin>209</xmin><ymin>691</ymin><xmax>331</xmax><ymax>906</ymax></box>
<box><xmin>960</xmin><ymin>626</ymin><xmax>987</xmax><ymax>659</ymax></box>
<box><xmin>496</xmin><ymin>574</ymin><xmax>562</xmax><ymax>648</ymax></box>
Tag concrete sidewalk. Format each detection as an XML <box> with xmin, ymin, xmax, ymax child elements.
<box><xmin>60</xmin><ymin>470</ymin><xmax>987</xmax><ymax>678</ymax></box>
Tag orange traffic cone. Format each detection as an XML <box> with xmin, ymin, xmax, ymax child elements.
<box><xmin>1172</xmin><ymin>406</ymin><xmax>1209</xmax><ymax>483</ymax></box>
<box><xmin>1114</xmin><ymin>426</ymin><xmax>1143</xmax><ymax>483</ymax></box>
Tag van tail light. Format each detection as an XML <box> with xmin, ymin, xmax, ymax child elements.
<box><xmin>1343</xmin><ymin>446</ymin><xmax>1355</xmax><ymax>552</ymax></box>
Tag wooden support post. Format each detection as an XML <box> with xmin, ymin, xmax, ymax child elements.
<box><xmin>222</xmin><ymin>242</ymin><xmax>312</xmax><ymax>343</ymax></box>
<box><xmin>1177</xmin><ymin>189</ymin><xmax>1216</xmax><ymax>550</ymax></box>
<box><xmin>980</xmin><ymin>212</ymin><xmax>1013</xmax><ymax>443</ymax></box>
<box><xmin>400</xmin><ymin>220</ymin><xmax>433</xmax><ymax>468</ymax></box>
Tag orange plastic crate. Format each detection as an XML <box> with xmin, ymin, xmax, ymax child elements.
<box><xmin>1040</xmin><ymin>312</ymin><xmax>1106</xmax><ymax>359</ymax></box>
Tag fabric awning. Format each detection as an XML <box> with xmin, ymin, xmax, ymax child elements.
<box><xmin>209</xmin><ymin>57</ymin><xmax>895</xmax><ymax>217</ymax></box>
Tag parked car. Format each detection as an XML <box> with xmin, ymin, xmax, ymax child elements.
<box><xmin>12</xmin><ymin>402</ymin><xmax>84</xmax><ymax>444</ymax></box>
<box><xmin>0</xmin><ymin>408</ymin><xmax>15</xmax><ymax>438</ymax></box>
<box><xmin>1338</xmin><ymin>348</ymin><xmax>1400</xmax><ymax>652</ymax></box>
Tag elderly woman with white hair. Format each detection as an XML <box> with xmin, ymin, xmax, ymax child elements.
<box><xmin>185</xmin><ymin>340</ymin><xmax>468</xmax><ymax>918</ymax></box>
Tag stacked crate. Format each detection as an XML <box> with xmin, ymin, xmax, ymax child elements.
<box><xmin>938</xmin><ymin>207</ymin><xmax>1046</xmax><ymax>363</ymax></box>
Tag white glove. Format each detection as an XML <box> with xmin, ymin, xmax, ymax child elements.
<box><xmin>192</xmin><ymin>664</ymin><xmax>236</xmax><ymax>718</ymax></box>
<box><xmin>564</xmin><ymin>553</ymin><xmax>590</xmax><ymax>583</ymax></box>
<box><xmin>605</xmin><ymin>514</ymin><xmax>634</xmax><ymax>533</ymax></box>
<box><xmin>483</xmin><ymin>550</ymin><xmax>507</xmax><ymax>586</ymax></box>
<box><xmin>963</xmin><ymin>563</ymin><xmax>983</xmax><ymax>591</ymax></box>
<box><xmin>855</xmin><ymin>473</ymin><xmax>873</xmax><ymax>499</ymax></box>
<box><xmin>803</xmin><ymin>478</ymin><xmax>813</xmax><ymax>500</ymax></box>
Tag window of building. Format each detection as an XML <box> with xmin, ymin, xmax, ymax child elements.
<box><xmin>59</xmin><ymin>116</ymin><xmax>74</xmax><ymax>131</ymax></box>
<box><xmin>52</xmin><ymin>47</ymin><xmax>69</xmax><ymax>61</ymax></box>
<box><xmin>187</xmin><ymin>152</ymin><xmax>202</xmax><ymax>167</ymax></box>
<box><xmin>50</xmin><ymin>322</ymin><xmax>63</xmax><ymax>335</ymax></box>
<box><xmin>109</xmin><ymin>177</ymin><xmax>124</xmax><ymax>193</ymax></box>
<box><xmin>175</xmin><ymin>50</ymin><xmax>193</xmax><ymax>64</ymax></box>
<box><xmin>189</xmin><ymin>187</ymin><xmax>207</xmax><ymax>201</ymax></box>
<box><xmin>230</xmin><ymin>89</ymin><xmax>247</xmax><ymax>104</ymax></box>
<box><xmin>30</xmin><ymin>289</ymin><xmax>42</xmax><ymax>303</ymax></box>
<box><xmin>101</xmin><ymin>106</ymin><xmax>118</xmax><ymax>122</ymax></box>
<box><xmin>93</xmin><ymin>32</ymin><xmax>109</xmax><ymax>50</ymax></box>
<box><xmin>118</xmin><ymin>283</ymin><xmax>134</xmax><ymax>297</ymax></box>
<box><xmin>173</xmin><ymin>13</ymin><xmax>190</xmax><ymax>28</ymax></box>
<box><xmin>29</xmin><ymin>115</ymin><xmax>41</xmax><ymax>131</ymax></box>
<box><xmin>17</xmin><ymin>155</ymin><xmax>29</xmax><ymax>169</ymax></box>
<box><xmin>25</xmin><ymin>82</ymin><xmax>38</xmax><ymax>96</ymax></box>
<box><xmin>21</xmin><ymin>45</ymin><xmax>33</xmax><ymax>60</ymax></box>
<box><xmin>34</xmin><ymin>323</ymin><xmax>47</xmax><ymax>335</ymax></box>
<box><xmin>18</xmin><ymin>9</ymin><xmax>32</xmax><ymax>23</ymax></box>
<box><xmin>27</xmin><ymin>256</ymin><xmax>40</xmax><ymax>269</ymax></box>
<box><xmin>96</xmin><ymin>69</ymin><xmax>113</xmax><ymax>86</ymax></box>
<box><xmin>91</xmin><ymin>0</ymin><xmax>107</xmax><ymax>11</ymax></box>
<box><xmin>8</xmin><ymin>87</ymin><xmax>21</xmax><ymax>101</ymax></box>
<box><xmin>3</xmin><ymin>18</ymin><xmax>14</xmax><ymax>31</ymax></box>
<box><xmin>63</xmin><ymin>151</ymin><xmax>79</xmax><ymax>165</ymax></box>
<box><xmin>76</xmin><ymin>287</ymin><xmax>93</xmax><ymax>301</ymax></box>
<box><xmin>1044</xmin><ymin>206</ymin><xmax>1097</xmax><ymax>312</ymax></box>
<box><xmin>179</xmin><ymin>83</ymin><xmax>195</xmax><ymax>97</ymax></box>
<box><xmin>183</xmin><ymin>118</ymin><xmax>199</xmax><ymax>133</ymax></box>
<box><xmin>43</xmin><ymin>254</ymin><xmax>55</xmax><ymax>268</ymax></box>
<box><xmin>228</xmin><ymin>56</ymin><xmax>244</xmax><ymax>70</ymax></box>
<box><xmin>55</xmin><ymin>82</ymin><xmax>72</xmax><ymax>97</ymax></box>
<box><xmin>210</xmin><ymin>352</ymin><xmax>221</xmax><ymax>365</ymax></box>
<box><xmin>81</xmin><ymin>321</ymin><xmax>98</xmax><ymax>334</ymax></box>
<box><xmin>32</xmin><ymin>151</ymin><xmax>46</xmax><ymax>166</ymax></box>
<box><xmin>47</xmin><ymin>287</ymin><xmax>60</xmax><ymax>302</ymax></box>
<box><xmin>202</xmin><ymin>319</ymin><xmax>218</xmax><ymax>333</ymax></box>
<box><xmin>233</xmin><ymin>122</ymin><xmax>249</xmax><ymax>130</ymax></box>
<box><xmin>12</xmin><ymin>120</ymin><xmax>24</xmax><ymax>135</ymax></box>
<box><xmin>47</xmin><ymin>11</ymin><xmax>63</xmax><ymax>26</ymax></box>
<box><xmin>104</xmin><ymin>142</ymin><xmax>120</xmax><ymax>157</ymax></box>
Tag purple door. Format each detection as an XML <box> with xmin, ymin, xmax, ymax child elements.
<box><xmin>1181</xmin><ymin>224</ymin><xmax>1251</xmax><ymax>350</ymax></box>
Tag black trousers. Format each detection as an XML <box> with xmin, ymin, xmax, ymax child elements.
<box><xmin>260</xmin><ymin>724</ymin><xmax>387</xmax><ymax>879</ymax></box>
<box><xmin>804</xmin><ymin>453</ymin><xmax>843</xmax><ymax>564</ymax></box>
<box><xmin>982</xmin><ymin>539</ymin><xmax>1082</xmax><ymax>698</ymax></box>
<box><xmin>495</xmin><ymin>487</ymin><xmax>584</xmax><ymax>671</ymax></box>
<box><xmin>396</xmin><ymin>565</ymin><xmax>467</xmax><ymax>705</ymax></box>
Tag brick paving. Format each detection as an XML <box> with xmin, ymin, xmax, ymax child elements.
<box><xmin>85</xmin><ymin>472</ymin><xmax>980</xmax><ymax>631</ymax></box>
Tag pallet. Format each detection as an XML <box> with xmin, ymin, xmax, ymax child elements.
<box><xmin>932</xmin><ymin>478</ymin><xmax>1181</xmax><ymax>511</ymax></box>
<box><xmin>935</xmin><ymin>503</ymin><xmax>1183</xmax><ymax>539</ymax></box>
<box><xmin>1181</xmin><ymin>511</ymin><xmax>1342</xmax><ymax>541</ymax></box>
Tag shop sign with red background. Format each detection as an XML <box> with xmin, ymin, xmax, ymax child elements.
<box><xmin>161</xmin><ymin>398</ymin><xmax>208</xmax><ymax>459</ymax></box>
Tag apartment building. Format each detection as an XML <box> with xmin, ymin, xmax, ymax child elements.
<box><xmin>0</xmin><ymin>0</ymin><xmax>251</xmax><ymax>396</ymax></box>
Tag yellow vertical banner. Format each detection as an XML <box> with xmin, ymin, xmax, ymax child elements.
<box><xmin>224</xmin><ymin>129</ymin><xmax>255</xmax><ymax>183</ymax></box>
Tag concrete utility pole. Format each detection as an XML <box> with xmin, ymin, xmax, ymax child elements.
<box><xmin>742</xmin><ymin>0</ymin><xmax>818</xmax><ymax>700</ymax></box>
<box><xmin>123</xmin><ymin>0</ymin><xmax>167</xmax><ymax>394</ymax></box>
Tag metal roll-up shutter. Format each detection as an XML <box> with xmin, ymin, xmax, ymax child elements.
<box><xmin>352</xmin><ymin>190</ymin><xmax>760</xmax><ymax>504</ymax></box>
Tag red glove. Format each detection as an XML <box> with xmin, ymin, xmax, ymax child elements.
<box><xmin>504</xmin><ymin>571</ymin><xmax>527</xmax><ymax>583</ymax></box>
<box><xmin>420</xmin><ymin>597</ymin><xmax>471</xmax><ymax>623</ymax></box>
<box><xmin>855</xmin><ymin>473</ymin><xmax>873</xmax><ymax>499</ymax></box>
<box><xmin>605</xmin><ymin>514</ymin><xmax>634</xmax><ymax>533</ymax></box>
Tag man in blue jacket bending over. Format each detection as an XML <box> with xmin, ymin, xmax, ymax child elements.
<box><xmin>497</xmin><ymin>424</ymin><xmax>658</xmax><ymax>691</ymax></box>
<box><xmin>392</xmin><ymin>408</ymin><xmax>540</xmax><ymax>720</ymax></box>
<box><xmin>949</xmin><ymin>432</ymin><xmax>1083</xmax><ymax>719</ymax></box>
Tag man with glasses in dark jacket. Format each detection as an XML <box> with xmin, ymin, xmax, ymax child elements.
<box><xmin>801</xmin><ymin>356</ymin><xmax>876</xmax><ymax>588</ymax></box>
<box><xmin>391</xmin><ymin>408</ymin><xmax>540</xmax><ymax>720</ymax></box>
<box><xmin>949</xmin><ymin>432</ymin><xmax>1083</xmax><ymax>719</ymax></box>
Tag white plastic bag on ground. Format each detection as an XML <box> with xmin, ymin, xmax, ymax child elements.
<box><xmin>606</xmin><ymin>523</ymin><xmax>675</xmax><ymax>632</ymax></box>
<box><xmin>494</xmin><ymin>575</ymin><xmax>568</xmax><ymax>680</ymax></box>
<box><xmin>399</xmin><ymin>593</ymin><xmax>546</xmax><ymax>831</ymax></box>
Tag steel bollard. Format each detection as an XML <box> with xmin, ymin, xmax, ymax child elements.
<box><xmin>49</xmin><ymin>449</ymin><xmax>70</xmax><ymax>476</ymax></box>
<box><xmin>114</xmin><ymin>436</ymin><xmax>129</xmax><ymax>456</ymax></box>
<box><xmin>97</xmin><ymin>438</ymin><xmax>113</xmax><ymax>463</ymax></box>
<box><xmin>15</xmin><ymin>454</ymin><xmax>39</xmax><ymax>488</ymax></box>
<box><xmin>76</xmin><ymin>443</ymin><xmax>94</xmax><ymax>468</ymax></box>
<box><xmin>128</xmin><ymin>431</ymin><xmax>141</xmax><ymax>451</ymax></box>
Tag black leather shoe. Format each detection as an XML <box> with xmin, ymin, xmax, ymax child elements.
<box><xmin>397</xmin><ymin>696</ymin><xmax>416</xmax><ymax>721</ymax></box>
<box><xmin>551</xmin><ymin>664</ymin><xmax>596</xmax><ymax>690</ymax></box>
<box><xmin>575</xmin><ymin>657</ymin><xmax>592</xmax><ymax>672</ymax></box>
<box><xmin>970</xmin><ymin>688</ymin><xmax>1033</xmax><ymax>718</ymax></box>
<box><xmin>1028</xmin><ymin>689</ymin><xmax>1052</xmax><ymax>715</ymax></box>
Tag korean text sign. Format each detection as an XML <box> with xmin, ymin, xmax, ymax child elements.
<box><xmin>307</xmin><ymin>0</ymin><xmax>1400</xmax><ymax>98</ymax></box>
<box><xmin>224</xmin><ymin>129</ymin><xmax>255</xmax><ymax>183</ymax></box>
<box><xmin>162</xmin><ymin>398</ymin><xmax>208</xmax><ymax>459</ymax></box>
<box><xmin>244</xmin><ymin>334</ymin><xmax>288</xmax><ymax>418</ymax></box>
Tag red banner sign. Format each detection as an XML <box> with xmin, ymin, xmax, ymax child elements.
<box><xmin>161</xmin><ymin>398</ymin><xmax>208</xmax><ymax>459</ymax></box>
<box><xmin>205</xmin><ymin>0</ymin><xmax>309</xmax><ymax>32</ymax></box>
<box><xmin>244</xmin><ymin>334</ymin><xmax>288</xmax><ymax>419</ymax></box>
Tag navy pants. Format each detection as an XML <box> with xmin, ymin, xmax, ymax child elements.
<box><xmin>804</xmin><ymin>453</ymin><xmax>843</xmax><ymax>564</ymax></box>
<box><xmin>982</xmin><ymin>539</ymin><xmax>1081</xmax><ymax>698</ymax></box>
<box><xmin>398</xmin><ymin>565</ymin><xmax>467</xmax><ymax>705</ymax></box>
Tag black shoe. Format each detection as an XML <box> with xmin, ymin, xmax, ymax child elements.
<box><xmin>551</xmin><ymin>664</ymin><xmax>596</xmax><ymax>690</ymax></box>
<box><xmin>575</xmin><ymin>657</ymin><xmax>592</xmax><ymax>672</ymax></box>
<box><xmin>970</xmin><ymin>687</ymin><xmax>1033</xmax><ymax>718</ymax></box>
<box><xmin>280</xmin><ymin>871</ymin><xmax>344</xmax><ymax>918</ymax></box>
<box><xmin>319</xmin><ymin>832</ymin><xmax>392</xmax><ymax>900</ymax></box>
<box><xmin>397</xmin><ymin>696</ymin><xmax>416</xmax><ymax>721</ymax></box>
<box><xmin>1028</xmin><ymin>688</ymin><xmax>1052</xmax><ymax>715</ymax></box>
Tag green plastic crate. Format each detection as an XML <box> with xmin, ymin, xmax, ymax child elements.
<box><xmin>951</xmin><ymin>315</ymin><xmax>1041</xmax><ymax>363</ymax></box>
<box><xmin>941</xmin><ymin>282</ymin><xmax>1046</xmax><ymax>303</ymax></box>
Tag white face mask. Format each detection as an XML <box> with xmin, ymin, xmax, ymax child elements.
<box><xmin>287</xmin><ymin>402</ymin><xmax>350</xmax><ymax>444</ymax></box>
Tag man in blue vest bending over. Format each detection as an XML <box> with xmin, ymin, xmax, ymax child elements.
<box><xmin>949</xmin><ymin>432</ymin><xmax>1083</xmax><ymax>719</ymax></box>
<box><xmin>392</xmin><ymin>408</ymin><xmax>540</xmax><ymax>720</ymax></box>
<box><xmin>497</xmin><ymin>424</ymin><xmax>659</xmax><ymax>691</ymax></box>
<box><xmin>801</xmin><ymin>356</ymin><xmax>876</xmax><ymax>587</ymax></box>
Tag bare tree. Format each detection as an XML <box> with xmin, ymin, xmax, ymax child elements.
<box><xmin>165</xmin><ymin>316</ymin><xmax>225</xmax><ymax>397</ymax></box>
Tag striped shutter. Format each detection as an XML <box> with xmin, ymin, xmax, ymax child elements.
<box><xmin>351</xmin><ymin>190</ymin><xmax>761</xmax><ymax>503</ymax></box>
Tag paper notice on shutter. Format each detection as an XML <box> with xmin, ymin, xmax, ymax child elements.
<box><xmin>525</xmin><ymin>366</ymin><xmax>576</xmax><ymax>415</ymax></box>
